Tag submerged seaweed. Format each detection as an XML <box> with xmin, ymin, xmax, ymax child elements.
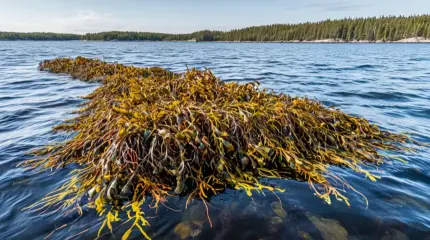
<box><xmin>23</xmin><ymin>57</ymin><xmax>417</xmax><ymax>239</ymax></box>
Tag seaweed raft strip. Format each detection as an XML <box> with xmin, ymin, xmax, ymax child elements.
<box><xmin>23</xmin><ymin>57</ymin><xmax>416</xmax><ymax>239</ymax></box>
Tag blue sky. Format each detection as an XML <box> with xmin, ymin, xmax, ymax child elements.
<box><xmin>0</xmin><ymin>0</ymin><xmax>428</xmax><ymax>33</ymax></box>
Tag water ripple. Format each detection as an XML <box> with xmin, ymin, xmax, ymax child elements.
<box><xmin>0</xmin><ymin>41</ymin><xmax>429</xmax><ymax>239</ymax></box>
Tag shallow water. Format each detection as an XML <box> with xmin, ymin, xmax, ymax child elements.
<box><xmin>0</xmin><ymin>41</ymin><xmax>429</xmax><ymax>240</ymax></box>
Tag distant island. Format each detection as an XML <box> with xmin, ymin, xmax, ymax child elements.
<box><xmin>1</xmin><ymin>15</ymin><xmax>429</xmax><ymax>42</ymax></box>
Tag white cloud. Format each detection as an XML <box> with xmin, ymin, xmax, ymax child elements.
<box><xmin>296</xmin><ymin>1</ymin><xmax>372</xmax><ymax>12</ymax></box>
<box><xmin>57</xmin><ymin>10</ymin><xmax>123</xmax><ymax>33</ymax></box>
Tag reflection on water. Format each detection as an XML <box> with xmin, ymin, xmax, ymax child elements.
<box><xmin>0</xmin><ymin>42</ymin><xmax>429</xmax><ymax>239</ymax></box>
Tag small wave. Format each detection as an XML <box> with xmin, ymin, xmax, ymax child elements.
<box><xmin>366</xmin><ymin>91</ymin><xmax>415</xmax><ymax>101</ymax></box>
<box><xmin>216</xmin><ymin>65</ymin><xmax>235</xmax><ymax>69</ymax></box>
<box><xmin>394</xmin><ymin>167</ymin><xmax>430</xmax><ymax>186</ymax></box>
<box><xmin>0</xmin><ymin>123</ymin><xmax>18</xmax><ymax>133</ymax></box>
<box><xmin>317</xmin><ymin>64</ymin><xmax>380</xmax><ymax>72</ymax></box>
<box><xmin>331</xmin><ymin>91</ymin><xmax>415</xmax><ymax>102</ymax></box>
<box><xmin>342</xmin><ymin>64</ymin><xmax>380</xmax><ymax>71</ymax></box>
<box><xmin>0</xmin><ymin>108</ymin><xmax>39</xmax><ymax>125</ymax></box>
<box><xmin>37</xmin><ymin>97</ymin><xmax>83</xmax><ymax>109</ymax></box>
<box><xmin>222</xmin><ymin>57</ymin><xmax>241</xmax><ymax>61</ymax></box>
<box><xmin>0</xmin><ymin>96</ymin><xmax>21</xmax><ymax>101</ymax></box>
<box><xmin>353</xmin><ymin>79</ymin><xmax>370</xmax><ymax>83</ymax></box>
<box><xmin>5</xmin><ymin>79</ymin><xmax>36</xmax><ymax>86</ymax></box>
<box><xmin>259</xmin><ymin>72</ymin><xmax>300</xmax><ymax>78</ymax></box>
<box><xmin>390</xmin><ymin>77</ymin><xmax>412</xmax><ymax>81</ymax></box>
<box><xmin>310</xmin><ymin>63</ymin><xmax>330</xmax><ymax>67</ymax></box>
<box><xmin>68</xmin><ymin>84</ymin><xmax>98</xmax><ymax>90</ymax></box>
<box><xmin>316</xmin><ymin>67</ymin><xmax>340</xmax><ymax>72</ymax></box>
<box><xmin>409</xmin><ymin>57</ymin><xmax>430</xmax><ymax>62</ymax></box>
<box><xmin>355</xmin><ymin>64</ymin><xmax>378</xmax><ymax>69</ymax></box>
<box><xmin>266</xmin><ymin>60</ymin><xmax>282</xmax><ymax>64</ymax></box>
<box><xmin>408</xmin><ymin>108</ymin><xmax>430</xmax><ymax>119</ymax></box>
<box><xmin>384</xmin><ymin>111</ymin><xmax>405</xmax><ymax>118</ymax></box>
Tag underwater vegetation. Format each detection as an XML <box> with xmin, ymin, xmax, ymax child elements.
<box><xmin>22</xmin><ymin>57</ymin><xmax>419</xmax><ymax>239</ymax></box>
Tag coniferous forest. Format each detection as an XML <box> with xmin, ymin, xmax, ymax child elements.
<box><xmin>0</xmin><ymin>32</ymin><xmax>81</xmax><ymax>41</ymax></box>
<box><xmin>1</xmin><ymin>15</ymin><xmax>429</xmax><ymax>42</ymax></box>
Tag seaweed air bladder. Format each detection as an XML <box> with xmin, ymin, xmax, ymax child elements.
<box><xmin>22</xmin><ymin>57</ymin><xmax>417</xmax><ymax>239</ymax></box>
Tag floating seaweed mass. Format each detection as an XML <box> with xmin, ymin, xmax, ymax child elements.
<box><xmin>23</xmin><ymin>57</ymin><xmax>417</xmax><ymax>239</ymax></box>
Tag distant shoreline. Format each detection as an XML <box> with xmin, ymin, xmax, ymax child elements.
<box><xmin>216</xmin><ymin>37</ymin><xmax>430</xmax><ymax>43</ymax></box>
<box><xmin>1</xmin><ymin>15</ymin><xmax>429</xmax><ymax>42</ymax></box>
<box><xmin>2</xmin><ymin>37</ymin><xmax>430</xmax><ymax>43</ymax></box>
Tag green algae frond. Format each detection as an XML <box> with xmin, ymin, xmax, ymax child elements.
<box><xmin>23</xmin><ymin>57</ymin><xmax>416</xmax><ymax>239</ymax></box>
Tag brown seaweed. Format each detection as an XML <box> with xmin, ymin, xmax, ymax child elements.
<box><xmin>22</xmin><ymin>57</ymin><xmax>417</xmax><ymax>239</ymax></box>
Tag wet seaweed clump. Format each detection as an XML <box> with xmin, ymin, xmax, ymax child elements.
<box><xmin>23</xmin><ymin>57</ymin><xmax>416</xmax><ymax>239</ymax></box>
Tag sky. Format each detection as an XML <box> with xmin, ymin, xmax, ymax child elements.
<box><xmin>0</xmin><ymin>0</ymin><xmax>428</xmax><ymax>34</ymax></box>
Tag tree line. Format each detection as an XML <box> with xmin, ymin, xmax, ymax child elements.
<box><xmin>1</xmin><ymin>15</ymin><xmax>429</xmax><ymax>42</ymax></box>
<box><xmin>0</xmin><ymin>32</ymin><xmax>81</xmax><ymax>41</ymax></box>
<box><xmin>221</xmin><ymin>15</ymin><xmax>430</xmax><ymax>42</ymax></box>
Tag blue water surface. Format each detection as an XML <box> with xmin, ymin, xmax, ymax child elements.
<box><xmin>0</xmin><ymin>41</ymin><xmax>429</xmax><ymax>240</ymax></box>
